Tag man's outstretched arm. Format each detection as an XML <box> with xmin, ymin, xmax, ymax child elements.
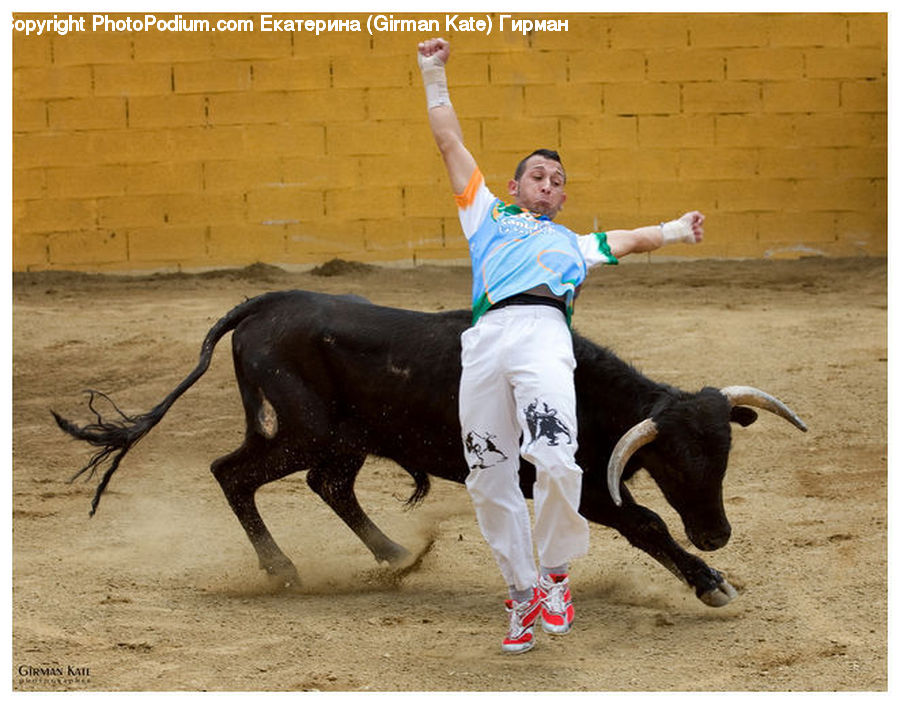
<box><xmin>417</xmin><ymin>38</ymin><xmax>477</xmax><ymax>195</ymax></box>
<box><xmin>606</xmin><ymin>211</ymin><xmax>705</xmax><ymax>259</ymax></box>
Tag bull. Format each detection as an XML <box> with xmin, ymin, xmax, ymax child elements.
<box><xmin>52</xmin><ymin>290</ymin><xmax>806</xmax><ymax>607</ymax></box>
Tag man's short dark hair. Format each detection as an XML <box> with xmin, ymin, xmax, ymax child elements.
<box><xmin>514</xmin><ymin>149</ymin><xmax>566</xmax><ymax>182</ymax></box>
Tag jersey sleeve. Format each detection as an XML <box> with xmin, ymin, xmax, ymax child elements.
<box><xmin>578</xmin><ymin>232</ymin><xmax>619</xmax><ymax>268</ymax></box>
<box><xmin>455</xmin><ymin>168</ymin><xmax>495</xmax><ymax>241</ymax></box>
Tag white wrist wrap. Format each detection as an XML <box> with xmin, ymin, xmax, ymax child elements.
<box><xmin>418</xmin><ymin>54</ymin><xmax>451</xmax><ymax>110</ymax></box>
<box><xmin>660</xmin><ymin>218</ymin><xmax>694</xmax><ymax>245</ymax></box>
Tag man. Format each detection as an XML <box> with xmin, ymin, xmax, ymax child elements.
<box><xmin>417</xmin><ymin>37</ymin><xmax>704</xmax><ymax>654</ymax></box>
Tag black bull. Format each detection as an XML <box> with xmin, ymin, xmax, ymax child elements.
<box><xmin>53</xmin><ymin>290</ymin><xmax>807</xmax><ymax>607</ymax></box>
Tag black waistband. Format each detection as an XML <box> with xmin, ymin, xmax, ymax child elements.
<box><xmin>489</xmin><ymin>293</ymin><xmax>567</xmax><ymax>316</ymax></box>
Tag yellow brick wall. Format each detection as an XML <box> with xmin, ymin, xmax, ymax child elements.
<box><xmin>12</xmin><ymin>12</ymin><xmax>886</xmax><ymax>272</ymax></box>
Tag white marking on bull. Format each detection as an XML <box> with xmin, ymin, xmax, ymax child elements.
<box><xmin>389</xmin><ymin>363</ymin><xmax>411</xmax><ymax>378</ymax></box>
<box><xmin>258</xmin><ymin>391</ymin><xmax>278</xmax><ymax>439</ymax></box>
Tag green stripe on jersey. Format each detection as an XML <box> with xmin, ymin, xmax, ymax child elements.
<box><xmin>594</xmin><ymin>232</ymin><xmax>619</xmax><ymax>265</ymax></box>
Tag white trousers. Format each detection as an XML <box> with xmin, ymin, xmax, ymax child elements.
<box><xmin>459</xmin><ymin>304</ymin><xmax>590</xmax><ymax>591</ymax></box>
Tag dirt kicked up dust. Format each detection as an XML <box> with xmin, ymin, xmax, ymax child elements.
<box><xmin>11</xmin><ymin>257</ymin><xmax>887</xmax><ymax>692</ymax></box>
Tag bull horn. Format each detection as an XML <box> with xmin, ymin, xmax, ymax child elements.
<box><xmin>720</xmin><ymin>385</ymin><xmax>808</xmax><ymax>432</ymax></box>
<box><xmin>607</xmin><ymin>418</ymin><xmax>658</xmax><ymax>507</ymax></box>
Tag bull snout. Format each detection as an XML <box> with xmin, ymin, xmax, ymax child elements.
<box><xmin>687</xmin><ymin>522</ymin><xmax>731</xmax><ymax>551</ymax></box>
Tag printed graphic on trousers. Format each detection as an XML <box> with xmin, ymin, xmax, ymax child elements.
<box><xmin>525</xmin><ymin>399</ymin><xmax>573</xmax><ymax>447</ymax></box>
<box><xmin>464</xmin><ymin>430</ymin><xmax>509</xmax><ymax>469</ymax></box>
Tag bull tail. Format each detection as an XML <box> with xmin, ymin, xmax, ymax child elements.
<box><xmin>52</xmin><ymin>293</ymin><xmax>280</xmax><ymax>516</ymax></box>
<box><xmin>404</xmin><ymin>469</ymin><xmax>431</xmax><ymax>508</ymax></box>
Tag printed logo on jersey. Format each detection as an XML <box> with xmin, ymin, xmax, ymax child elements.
<box><xmin>495</xmin><ymin>212</ymin><xmax>547</xmax><ymax>240</ymax></box>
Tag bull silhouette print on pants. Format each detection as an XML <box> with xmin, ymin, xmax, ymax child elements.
<box><xmin>525</xmin><ymin>399</ymin><xmax>573</xmax><ymax>447</ymax></box>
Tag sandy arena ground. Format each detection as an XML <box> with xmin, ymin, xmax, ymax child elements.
<box><xmin>11</xmin><ymin>257</ymin><xmax>887</xmax><ymax>691</ymax></box>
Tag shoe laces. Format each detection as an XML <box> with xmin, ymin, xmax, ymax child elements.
<box><xmin>542</xmin><ymin>577</ymin><xmax>568</xmax><ymax>613</ymax></box>
<box><xmin>506</xmin><ymin>593</ymin><xmax>537</xmax><ymax>632</ymax></box>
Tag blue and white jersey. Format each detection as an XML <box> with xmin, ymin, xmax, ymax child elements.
<box><xmin>455</xmin><ymin>168</ymin><xmax>618</xmax><ymax>324</ymax></box>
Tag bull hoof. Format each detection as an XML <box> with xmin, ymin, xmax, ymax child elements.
<box><xmin>263</xmin><ymin>562</ymin><xmax>301</xmax><ymax>590</ymax></box>
<box><xmin>699</xmin><ymin>579</ymin><xmax>739</xmax><ymax>607</ymax></box>
<box><xmin>363</xmin><ymin>538</ymin><xmax>436</xmax><ymax>588</ymax></box>
<box><xmin>391</xmin><ymin>537</ymin><xmax>435</xmax><ymax>575</ymax></box>
<box><xmin>376</xmin><ymin>544</ymin><xmax>412</xmax><ymax>567</ymax></box>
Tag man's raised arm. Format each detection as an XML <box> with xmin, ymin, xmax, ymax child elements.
<box><xmin>417</xmin><ymin>38</ymin><xmax>477</xmax><ymax>195</ymax></box>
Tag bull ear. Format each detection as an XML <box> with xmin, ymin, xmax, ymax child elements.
<box><xmin>730</xmin><ymin>406</ymin><xmax>758</xmax><ymax>427</ymax></box>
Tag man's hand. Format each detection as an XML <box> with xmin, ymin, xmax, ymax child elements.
<box><xmin>662</xmin><ymin>211</ymin><xmax>705</xmax><ymax>245</ymax></box>
<box><xmin>678</xmin><ymin>210</ymin><xmax>705</xmax><ymax>244</ymax></box>
<box><xmin>417</xmin><ymin>37</ymin><xmax>450</xmax><ymax>66</ymax></box>
<box><xmin>417</xmin><ymin>37</ymin><xmax>451</xmax><ymax>110</ymax></box>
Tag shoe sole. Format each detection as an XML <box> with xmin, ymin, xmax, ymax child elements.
<box><xmin>541</xmin><ymin>622</ymin><xmax>572</xmax><ymax>635</ymax></box>
<box><xmin>501</xmin><ymin>641</ymin><xmax>535</xmax><ymax>654</ymax></box>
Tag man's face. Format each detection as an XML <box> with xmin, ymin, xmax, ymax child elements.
<box><xmin>508</xmin><ymin>155</ymin><xmax>567</xmax><ymax>219</ymax></box>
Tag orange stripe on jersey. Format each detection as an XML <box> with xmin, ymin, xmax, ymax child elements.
<box><xmin>454</xmin><ymin>168</ymin><xmax>483</xmax><ymax>209</ymax></box>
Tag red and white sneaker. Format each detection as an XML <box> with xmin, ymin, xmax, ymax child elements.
<box><xmin>502</xmin><ymin>587</ymin><xmax>541</xmax><ymax>654</ymax></box>
<box><xmin>539</xmin><ymin>573</ymin><xmax>574</xmax><ymax>635</ymax></box>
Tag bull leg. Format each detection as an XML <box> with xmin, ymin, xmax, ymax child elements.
<box><xmin>306</xmin><ymin>459</ymin><xmax>412</xmax><ymax>566</ymax></box>
<box><xmin>210</xmin><ymin>441</ymin><xmax>300</xmax><ymax>586</ymax></box>
<box><xmin>606</xmin><ymin>489</ymin><xmax>738</xmax><ymax>607</ymax></box>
